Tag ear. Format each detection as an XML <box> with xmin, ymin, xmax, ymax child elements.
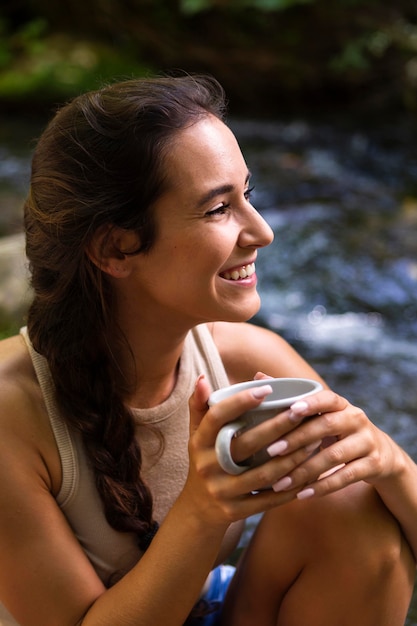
<box><xmin>86</xmin><ymin>224</ymin><xmax>140</xmax><ymax>278</ymax></box>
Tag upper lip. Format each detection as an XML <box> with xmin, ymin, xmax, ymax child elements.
<box><xmin>220</xmin><ymin>258</ymin><xmax>256</xmax><ymax>276</ymax></box>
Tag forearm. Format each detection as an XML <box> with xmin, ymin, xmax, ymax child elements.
<box><xmin>80</xmin><ymin>496</ymin><xmax>229</xmax><ymax>626</ymax></box>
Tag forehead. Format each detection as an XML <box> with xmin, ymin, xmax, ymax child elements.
<box><xmin>163</xmin><ymin>115</ymin><xmax>248</xmax><ymax>194</ymax></box>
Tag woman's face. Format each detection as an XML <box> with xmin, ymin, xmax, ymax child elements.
<box><xmin>124</xmin><ymin>114</ymin><xmax>274</xmax><ymax>330</ymax></box>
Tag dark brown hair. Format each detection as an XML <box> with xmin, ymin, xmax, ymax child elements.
<box><xmin>24</xmin><ymin>74</ymin><xmax>227</xmax><ymax>549</ymax></box>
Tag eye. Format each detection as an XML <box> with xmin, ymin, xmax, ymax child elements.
<box><xmin>244</xmin><ymin>185</ymin><xmax>255</xmax><ymax>201</ymax></box>
<box><xmin>205</xmin><ymin>184</ymin><xmax>255</xmax><ymax>218</ymax></box>
<box><xmin>205</xmin><ymin>202</ymin><xmax>230</xmax><ymax>217</ymax></box>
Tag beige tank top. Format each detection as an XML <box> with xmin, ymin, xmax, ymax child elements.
<box><xmin>0</xmin><ymin>324</ymin><xmax>229</xmax><ymax>625</ymax></box>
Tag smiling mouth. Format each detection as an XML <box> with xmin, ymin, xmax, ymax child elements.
<box><xmin>221</xmin><ymin>262</ymin><xmax>256</xmax><ymax>281</ymax></box>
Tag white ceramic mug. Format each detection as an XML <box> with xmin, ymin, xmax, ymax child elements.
<box><xmin>209</xmin><ymin>378</ymin><xmax>323</xmax><ymax>475</ymax></box>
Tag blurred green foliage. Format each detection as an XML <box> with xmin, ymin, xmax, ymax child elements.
<box><xmin>0</xmin><ymin>319</ymin><xmax>21</xmax><ymax>340</ymax></box>
<box><xmin>179</xmin><ymin>0</ymin><xmax>315</xmax><ymax>12</ymax></box>
<box><xmin>0</xmin><ymin>14</ymin><xmax>152</xmax><ymax>110</ymax></box>
<box><xmin>0</xmin><ymin>0</ymin><xmax>416</xmax><ymax>116</ymax></box>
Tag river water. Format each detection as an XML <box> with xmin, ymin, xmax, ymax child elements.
<box><xmin>1</xmin><ymin>113</ymin><xmax>417</xmax><ymax>622</ymax></box>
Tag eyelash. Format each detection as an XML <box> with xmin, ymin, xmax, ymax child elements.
<box><xmin>206</xmin><ymin>186</ymin><xmax>255</xmax><ymax>217</ymax></box>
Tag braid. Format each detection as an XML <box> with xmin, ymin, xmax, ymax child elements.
<box><xmin>25</xmin><ymin>203</ymin><xmax>156</xmax><ymax>546</ymax></box>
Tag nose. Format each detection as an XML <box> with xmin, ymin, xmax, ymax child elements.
<box><xmin>238</xmin><ymin>205</ymin><xmax>274</xmax><ymax>249</ymax></box>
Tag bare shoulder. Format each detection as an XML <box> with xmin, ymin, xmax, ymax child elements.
<box><xmin>211</xmin><ymin>321</ymin><xmax>326</xmax><ymax>385</ymax></box>
<box><xmin>0</xmin><ymin>334</ymin><xmax>60</xmax><ymax>493</ymax></box>
<box><xmin>0</xmin><ymin>335</ymin><xmax>103</xmax><ymax>624</ymax></box>
<box><xmin>0</xmin><ymin>333</ymin><xmax>43</xmax><ymax>422</ymax></box>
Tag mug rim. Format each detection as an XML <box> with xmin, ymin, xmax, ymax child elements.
<box><xmin>209</xmin><ymin>377</ymin><xmax>322</xmax><ymax>409</ymax></box>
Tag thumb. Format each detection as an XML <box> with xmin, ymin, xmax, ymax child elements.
<box><xmin>189</xmin><ymin>374</ymin><xmax>211</xmax><ymax>434</ymax></box>
<box><xmin>254</xmin><ymin>371</ymin><xmax>273</xmax><ymax>380</ymax></box>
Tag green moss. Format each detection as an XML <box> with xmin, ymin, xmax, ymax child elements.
<box><xmin>0</xmin><ymin>29</ymin><xmax>153</xmax><ymax>106</ymax></box>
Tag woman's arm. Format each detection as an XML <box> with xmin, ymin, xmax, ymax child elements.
<box><xmin>211</xmin><ymin>320</ymin><xmax>327</xmax><ymax>386</ymax></box>
<box><xmin>370</xmin><ymin>447</ymin><xmax>417</xmax><ymax>561</ymax></box>
<box><xmin>213</xmin><ymin>321</ymin><xmax>417</xmax><ymax>560</ymax></box>
<box><xmin>273</xmin><ymin>388</ymin><xmax>417</xmax><ymax>561</ymax></box>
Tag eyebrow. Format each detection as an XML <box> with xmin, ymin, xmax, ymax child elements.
<box><xmin>196</xmin><ymin>171</ymin><xmax>251</xmax><ymax>208</ymax></box>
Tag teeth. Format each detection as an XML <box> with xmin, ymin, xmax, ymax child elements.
<box><xmin>223</xmin><ymin>263</ymin><xmax>255</xmax><ymax>281</ymax></box>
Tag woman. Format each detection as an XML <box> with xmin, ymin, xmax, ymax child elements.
<box><xmin>0</xmin><ymin>74</ymin><xmax>415</xmax><ymax>626</ymax></box>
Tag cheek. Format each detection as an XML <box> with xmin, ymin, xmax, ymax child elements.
<box><xmin>167</xmin><ymin>229</ymin><xmax>233</xmax><ymax>280</ymax></box>
<box><xmin>177</xmin><ymin>241</ymin><xmax>223</xmax><ymax>271</ymax></box>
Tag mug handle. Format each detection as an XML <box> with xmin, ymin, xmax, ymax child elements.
<box><xmin>215</xmin><ymin>420</ymin><xmax>249</xmax><ymax>475</ymax></box>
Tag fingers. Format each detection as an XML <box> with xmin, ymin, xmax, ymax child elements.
<box><xmin>296</xmin><ymin>456</ymin><xmax>377</xmax><ymax>500</ymax></box>
<box><xmin>191</xmin><ymin>384</ymin><xmax>344</xmax><ymax>462</ymax></box>
<box><xmin>188</xmin><ymin>378</ymin><xmax>392</xmax><ymax>519</ymax></box>
<box><xmin>229</xmin><ymin>408</ymin><xmax>294</xmax><ymax>464</ymax></box>
<box><xmin>191</xmin><ymin>386</ymin><xmax>350</xmax><ymax>477</ymax></box>
<box><xmin>191</xmin><ymin>382</ymin><xmax>274</xmax><ymax>448</ymax></box>
<box><xmin>287</xmin><ymin>388</ymin><xmax>347</xmax><ymax>423</ymax></box>
<box><xmin>238</xmin><ymin>447</ymin><xmax>317</xmax><ymax>494</ymax></box>
<box><xmin>267</xmin><ymin>389</ymin><xmax>369</xmax><ymax>458</ymax></box>
<box><xmin>188</xmin><ymin>374</ymin><xmax>211</xmax><ymax>436</ymax></box>
<box><xmin>253</xmin><ymin>371</ymin><xmax>273</xmax><ymax>380</ymax></box>
<box><xmin>187</xmin><ymin>374</ymin><xmax>313</xmax><ymax>516</ymax></box>
<box><xmin>254</xmin><ymin>390</ymin><xmax>388</xmax><ymax>498</ymax></box>
<box><xmin>267</xmin><ymin>422</ymin><xmax>384</xmax><ymax>498</ymax></box>
<box><xmin>226</xmin><ymin>388</ymin><xmax>344</xmax><ymax>465</ymax></box>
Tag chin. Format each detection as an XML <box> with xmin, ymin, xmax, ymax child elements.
<box><xmin>222</xmin><ymin>301</ymin><xmax>261</xmax><ymax>323</ymax></box>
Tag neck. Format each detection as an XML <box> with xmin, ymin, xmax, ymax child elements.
<box><xmin>128</xmin><ymin>352</ymin><xmax>183</xmax><ymax>409</ymax></box>
<box><xmin>116</xmin><ymin>319</ymin><xmax>189</xmax><ymax>409</ymax></box>
<box><xmin>112</xmin><ymin>279</ymin><xmax>204</xmax><ymax>408</ymax></box>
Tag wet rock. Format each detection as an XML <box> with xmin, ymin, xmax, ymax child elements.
<box><xmin>0</xmin><ymin>232</ymin><xmax>31</xmax><ymax>326</ymax></box>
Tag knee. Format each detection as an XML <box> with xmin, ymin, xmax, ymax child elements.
<box><xmin>228</xmin><ymin>483</ymin><xmax>415</xmax><ymax>626</ymax></box>
<box><xmin>299</xmin><ymin>481</ymin><xmax>415</xmax><ymax>582</ymax></box>
<box><xmin>264</xmin><ymin>481</ymin><xmax>412</xmax><ymax>567</ymax></box>
<box><xmin>256</xmin><ymin>483</ymin><xmax>415</xmax><ymax>626</ymax></box>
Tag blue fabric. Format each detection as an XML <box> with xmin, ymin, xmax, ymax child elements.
<box><xmin>185</xmin><ymin>564</ymin><xmax>236</xmax><ymax>626</ymax></box>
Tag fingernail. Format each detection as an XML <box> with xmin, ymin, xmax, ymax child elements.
<box><xmin>253</xmin><ymin>371</ymin><xmax>271</xmax><ymax>380</ymax></box>
<box><xmin>251</xmin><ymin>384</ymin><xmax>273</xmax><ymax>399</ymax></box>
<box><xmin>194</xmin><ymin>374</ymin><xmax>205</xmax><ymax>390</ymax></box>
<box><xmin>297</xmin><ymin>487</ymin><xmax>315</xmax><ymax>500</ymax></box>
<box><xmin>305</xmin><ymin>440</ymin><xmax>322</xmax><ymax>453</ymax></box>
<box><xmin>288</xmin><ymin>400</ymin><xmax>309</xmax><ymax>422</ymax></box>
<box><xmin>267</xmin><ymin>440</ymin><xmax>288</xmax><ymax>457</ymax></box>
<box><xmin>272</xmin><ymin>476</ymin><xmax>292</xmax><ymax>492</ymax></box>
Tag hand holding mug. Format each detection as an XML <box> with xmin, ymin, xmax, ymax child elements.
<box><xmin>209</xmin><ymin>378</ymin><xmax>323</xmax><ymax>475</ymax></box>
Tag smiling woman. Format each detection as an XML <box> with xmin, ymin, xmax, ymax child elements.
<box><xmin>0</xmin><ymin>74</ymin><xmax>415</xmax><ymax>626</ymax></box>
<box><xmin>110</xmin><ymin>113</ymin><xmax>273</xmax><ymax>331</ymax></box>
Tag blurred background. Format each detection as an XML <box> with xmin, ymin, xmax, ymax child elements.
<box><xmin>1</xmin><ymin>0</ymin><xmax>417</xmax><ymax>621</ymax></box>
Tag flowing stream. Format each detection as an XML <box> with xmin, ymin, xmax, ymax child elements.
<box><xmin>1</xmin><ymin>113</ymin><xmax>417</xmax><ymax>623</ymax></box>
